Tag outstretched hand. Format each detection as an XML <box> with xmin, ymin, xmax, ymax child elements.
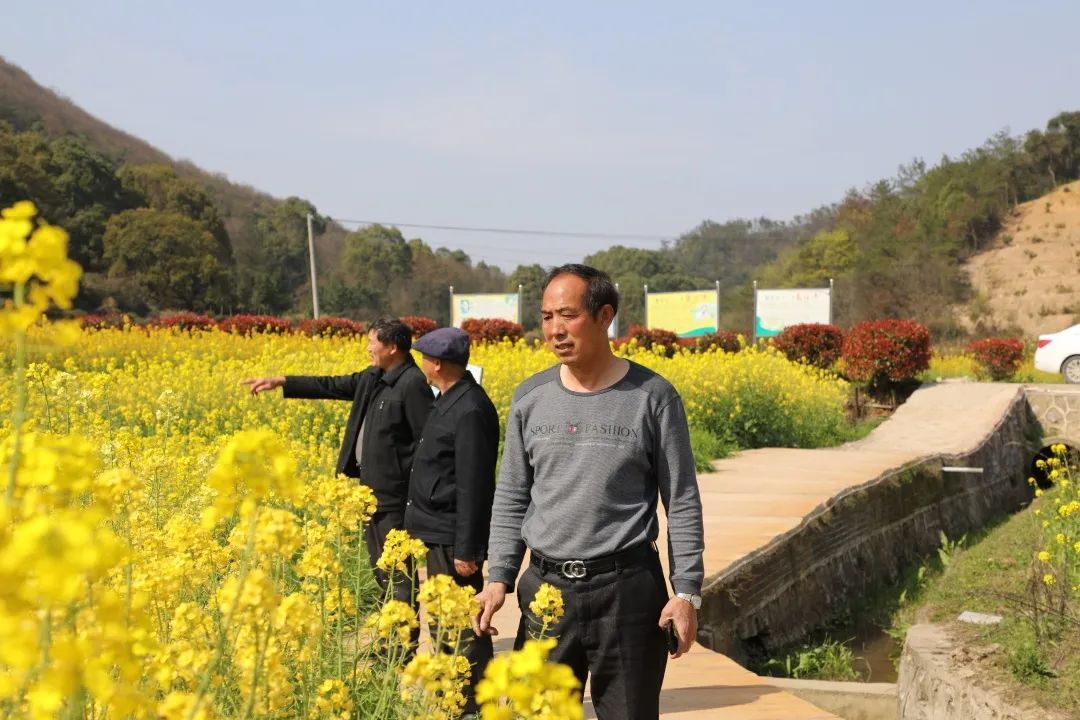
<box><xmin>239</xmin><ymin>376</ymin><xmax>285</xmax><ymax>395</ymax></box>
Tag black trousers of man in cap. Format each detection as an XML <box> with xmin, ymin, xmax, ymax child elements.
<box><xmin>406</xmin><ymin>327</ymin><xmax>500</xmax><ymax>714</ymax></box>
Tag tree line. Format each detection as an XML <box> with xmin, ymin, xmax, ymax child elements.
<box><xmin>584</xmin><ymin>112</ymin><xmax>1080</xmax><ymax>335</ymax></box>
<box><xmin>2</xmin><ymin>110</ymin><xmax>1079</xmax><ymax>335</ymax></box>
<box><xmin>0</xmin><ymin>121</ymin><xmax>509</xmax><ymax>325</ymax></box>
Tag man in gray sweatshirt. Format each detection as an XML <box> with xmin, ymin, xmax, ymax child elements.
<box><xmin>472</xmin><ymin>264</ymin><xmax>705</xmax><ymax>720</ymax></box>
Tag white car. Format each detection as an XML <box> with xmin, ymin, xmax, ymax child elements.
<box><xmin>1035</xmin><ymin>323</ymin><xmax>1080</xmax><ymax>383</ymax></box>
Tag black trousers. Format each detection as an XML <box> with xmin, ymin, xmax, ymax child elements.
<box><xmin>514</xmin><ymin>548</ymin><xmax>669</xmax><ymax>720</ymax></box>
<box><xmin>425</xmin><ymin>544</ymin><xmax>495</xmax><ymax>714</ymax></box>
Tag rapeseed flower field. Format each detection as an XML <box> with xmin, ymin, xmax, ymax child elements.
<box><xmin>0</xmin><ymin>202</ymin><xmax>853</xmax><ymax>719</ymax></box>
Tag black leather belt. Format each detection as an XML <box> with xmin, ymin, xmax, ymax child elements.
<box><xmin>530</xmin><ymin>542</ymin><xmax>657</xmax><ymax>580</ymax></box>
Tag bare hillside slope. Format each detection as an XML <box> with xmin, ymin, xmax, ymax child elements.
<box><xmin>962</xmin><ymin>180</ymin><xmax>1080</xmax><ymax>337</ymax></box>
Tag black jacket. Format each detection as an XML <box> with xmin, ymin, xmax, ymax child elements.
<box><xmin>283</xmin><ymin>356</ymin><xmax>433</xmax><ymax>513</ymax></box>
<box><xmin>404</xmin><ymin>372</ymin><xmax>499</xmax><ymax>560</ymax></box>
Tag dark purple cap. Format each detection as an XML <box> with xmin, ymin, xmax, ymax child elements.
<box><xmin>414</xmin><ymin>327</ymin><xmax>470</xmax><ymax>365</ymax></box>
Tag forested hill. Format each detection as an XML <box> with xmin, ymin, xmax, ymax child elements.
<box><xmin>719</xmin><ymin>114</ymin><xmax>1080</xmax><ymax>335</ymax></box>
<box><xmin>583</xmin><ymin>112</ymin><xmax>1080</xmax><ymax>336</ymax></box>
<box><xmin>3</xmin><ymin>55</ymin><xmax>1080</xmax><ymax>336</ymax></box>
<box><xmin>0</xmin><ymin>57</ymin><xmax>507</xmax><ymax>323</ymax></box>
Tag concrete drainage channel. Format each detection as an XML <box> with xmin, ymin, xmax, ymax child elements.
<box><xmin>691</xmin><ymin>384</ymin><xmax>1080</xmax><ymax>719</ymax></box>
<box><xmin>763</xmin><ymin>622</ymin><xmax>1068</xmax><ymax>720</ymax></box>
<box><xmin>768</xmin><ymin>678</ymin><xmax>898</xmax><ymax>720</ymax></box>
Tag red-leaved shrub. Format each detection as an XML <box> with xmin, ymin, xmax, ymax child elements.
<box><xmin>148</xmin><ymin>312</ymin><xmax>217</xmax><ymax>331</ymax></box>
<box><xmin>618</xmin><ymin>324</ymin><xmax>680</xmax><ymax>357</ymax></box>
<box><xmin>401</xmin><ymin>315</ymin><xmax>438</xmax><ymax>338</ymax></box>
<box><xmin>692</xmin><ymin>330</ymin><xmax>743</xmax><ymax>354</ymax></box>
<box><xmin>966</xmin><ymin>337</ymin><xmax>1024</xmax><ymax>381</ymax></box>
<box><xmin>461</xmin><ymin>318</ymin><xmax>524</xmax><ymax>344</ymax></box>
<box><xmin>774</xmin><ymin>323</ymin><xmax>844</xmax><ymax>369</ymax></box>
<box><xmin>298</xmin><ymin>317</ymin><xmax>366</xmax><ymax>338</ymax></box>
<box><xmin>218</xmin><ymin>314</ymin><xmax>293</xmax><ymax>335</ymax></box>
<box><xmin>841</xmin><ymin>319</ymin><xmax>931</xmax><ymax>385</ymax></box>
<box><xmin>80</xmin><ymin>313</ymin><xmax>126</xmax><ymax>330</ymax></box>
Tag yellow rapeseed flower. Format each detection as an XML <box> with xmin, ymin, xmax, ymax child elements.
<box><xmin>377</xmin><ymin>528</ymin><xmax>428</xmax><ymax>575</ymax></box>
<box><xmin>364</xmin><ymin>600</ymin><xmax>419</xmax><ymax>645</ymax></box>
<box><xmin>203</xmin><ymin>429</ymin><xmax>300</xmax><ymax>526</ymax></box>
<box><xmin>418</xmin><ymin>574</ymin><xmax>478</xmax><ymax>634</ymax></box>
<box><xmin>399</xmin><ymin>651</ymin><xmax>472</xmax><ymax>718</ymax></box>
<box><xmin>476</xmin><ymin>638</ymin><xmax>582</xmax><ymax>720</ymax></box>
<box><xmin>528</xmin><ymin>583</ymin><xmax>565</xmax><ymax>637</ymax></box>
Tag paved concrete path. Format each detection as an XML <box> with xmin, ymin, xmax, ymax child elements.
<box><xmin>478</xmin><ymin>382</ymin><xmax>1025</xmax><ymax>719</ymax></box>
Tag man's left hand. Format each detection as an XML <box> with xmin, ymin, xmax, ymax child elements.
<box><xmin>454</xmin><ymin>559</ymin><xmax>479</xmax><ymax>577</ymax></box>
<box><xmin>658</xmin><ymin>596</ymin><xmax>697</xmax><ymax>659</ymax></box>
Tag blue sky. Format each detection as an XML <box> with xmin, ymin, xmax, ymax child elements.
<box><xmin>6</xmin><ymin>1</ymin><xmax>1080</xmax><ymax>269</ymax></box>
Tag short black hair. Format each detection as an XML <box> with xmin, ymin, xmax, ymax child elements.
<box><xmin>542</xmin><ymin>264</ymin><xmax>619</xmax><ymax>318</ymax></box>
<box><xmin>368</xmin><ymin>316</ymin><xmax>413</xmax><ymax>353</ymax></box>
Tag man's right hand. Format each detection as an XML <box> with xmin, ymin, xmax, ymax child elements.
<box><xmin>472</xmin><ymin>582</ymin><xmax>508</xmax><ymax>637</ymax></box>
<box><xmin>239</xmin><ymin>376</ymin><xmax>285</xmax><ymax>395</ymax></box>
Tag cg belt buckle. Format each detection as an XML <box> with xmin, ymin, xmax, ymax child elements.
<box><xmin>559</xmin><ymin>560</ymin><xmax>587</xmax><ymax>579</ymax></box>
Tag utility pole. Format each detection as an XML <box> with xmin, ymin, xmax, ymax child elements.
<box><xmin>306</xmin><ymin>213</ymin><xmax>320</xmax><ymax>319</ymax></box>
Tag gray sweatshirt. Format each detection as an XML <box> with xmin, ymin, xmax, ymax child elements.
<box><xmin>487</xmin><ymin>361</ymin><xmax>705</xmax><ymax>595</ymax></box>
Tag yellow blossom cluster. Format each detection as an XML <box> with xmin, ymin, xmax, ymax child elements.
<box><xmin>0</xmin><ymin>201</ymin><xmax>81</xmax><ymax>336</ymax></box>
<box><xmin>399</xmin><ymin>651</ymin><xmax>473</xmax><ymax>719</ymax></box>
<box><xmin>1030</xmin><ymin>445</ymin><xmax>1080</xmax><ymax>596</ymax></box>
<box><xmin>528</xmin><ymin>583</ymin><xmax>565</xmax><ymax>639</ymax></box>
<box><xmin>364</xmin><ymin>600</ymin><xmax>420</xmax><ymax>646</ymax></box>
<box><xmin>418</xmin><ymin>574</ymin><xmax>478</xmax><ymax>635</ymax></box>
<box><xmin>312</xmin><ymin>679</ymin><xmax>353</xmax><ymax>720</ymax></box>
<box><xmin>476</xmin><ymin>638</ymin><xmax>583</xmax><ymax>720</ymax></box>
<box><xmin>377</xmin><ymin>528</ymin><xmax>430</xmax><ymax>575</ymax></box>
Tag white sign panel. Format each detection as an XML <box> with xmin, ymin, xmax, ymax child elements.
<box><xmin>451</xmin><ymin>293</ymin><xmax>520</xmax><ymax>327</ymax></box>
<box><xmin>754</xmin><ymin>287</ymin><xmax>831</xmax><ymax>338</ymax></box>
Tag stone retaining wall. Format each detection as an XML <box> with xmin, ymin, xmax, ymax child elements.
<box><xmin>898</xmin><ymin>624</ymin><xmax>1065</xmax><ymax>720</ymax></box>
<box><xmin>697</xmin><ymin>391</ymin><xmax>1038</xmax><ymax>663</ymax></box>
<box><xmin>1025</xmin><ymin>385</ymin><xmax>1080</xmax><ymax>448</ymax></box>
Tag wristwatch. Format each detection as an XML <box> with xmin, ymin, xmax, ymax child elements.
<box><xmin>676</xmin><ymin>592</ymin><xmax>702</xmax><ymax>610</ymax></box>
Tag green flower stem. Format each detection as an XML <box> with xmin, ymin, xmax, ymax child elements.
<box><xmin>187</xmin><ymin>504</ymin><xmax>261</xmax><ymax>720</ymax></box>
<box><xmin>335</xmin><ymin>528</ymin><xmax>344</xmax><ymax>678</ymax></box>
<box><xmin>239</xmin><ymin>625</ymin><xmax>269</xmax><ymax>720</ymax></box>
<box><xmin>6</xmin><ymin>282</ymin><xmax>27</xmax><ymax>505</ymax></box>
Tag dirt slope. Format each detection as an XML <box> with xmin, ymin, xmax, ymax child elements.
<box><xmin>962</xmin><ymin>180</ymin><xmax>1080</xmax><ymax>338</ymax></box>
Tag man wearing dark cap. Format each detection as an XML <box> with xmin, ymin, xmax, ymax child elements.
<box><xmin>406</xmin><ymin>327</ymin><xmax>499</xmax><ymax>713</ymax></box>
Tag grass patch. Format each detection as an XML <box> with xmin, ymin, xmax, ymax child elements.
<box><xmin>689</xmin><ymin>426</ymin><xmax>736</xmax><ymax>472</ymax></box>
<box><xmin>840</xmin><ymin>416</ymin><xmax>885</xmax><ymax>442</ymax></box>
<box><xmin>761</xmin><ymin>637</ymin><xmax>865</xmax><ymax>681</ymax></box>
<box><xmin>891</xmin><ymin>503</ymin><xmax>1080</xmax><ymax>715</ymax></box>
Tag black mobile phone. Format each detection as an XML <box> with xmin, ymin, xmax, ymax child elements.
<box><xmin>665</xmin><ymin>621</ymin><xmax>679</xmax><ymax>655</ymax></box>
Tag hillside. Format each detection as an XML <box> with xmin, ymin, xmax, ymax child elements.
<box><xmin>0</xmin><ymin>57</ymin><xmax>509</xmax><ymax>322</ymax></box>
<box><xmin>0</xmin><ymin>55</ymin><xmax>347</xmax><ymax>289</ymax></box>
<box><xmin>0</xmin><ymin>57</ymin><xmax>282</xmax><ymax>223</ymax></box>
<box><xmin>962</xmin><ymin>180</ymin><xmax>1080</xmax><ymax>338</ymax></box>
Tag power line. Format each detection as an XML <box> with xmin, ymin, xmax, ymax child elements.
<box><xmin>328</xmin><ymin>216</ymin><xmax>674</xmax><ymax>245</ymax></box>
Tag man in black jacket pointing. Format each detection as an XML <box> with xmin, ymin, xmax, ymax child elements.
<box><xmin>406</xmin><ymin>326</ymin><xmax>498</xmax><ymax>714</ymax></box>
<box><xmin>240</xmin><ymin>316</ymin><xmax>433</xmax><ymax>604</ymax></box>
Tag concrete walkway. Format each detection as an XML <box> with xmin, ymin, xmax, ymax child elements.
<box><xmin>480</xmin><ymin>382</ymin><xmax>1025</xmax><ymax>719</ymax></box>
